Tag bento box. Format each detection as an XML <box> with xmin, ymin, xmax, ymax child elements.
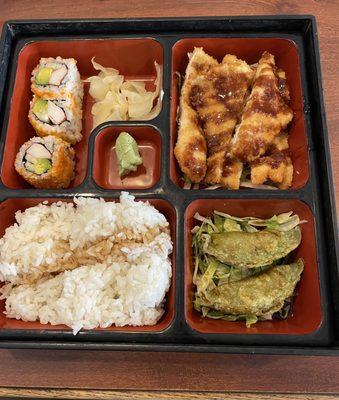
<box><xmin>0</xmin><ymin>17</ymin><xmax>338</xmax><ymax>355</ymax></box>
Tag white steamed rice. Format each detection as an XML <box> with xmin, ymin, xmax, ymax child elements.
<box><xmin>0</xmin><ymin>192</ymin><xmax>172</xmax><ymax>334</ymax></box>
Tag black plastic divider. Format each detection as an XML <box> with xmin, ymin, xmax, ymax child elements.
<box><xmin>0</xmin><ymin>17</ymin><xmax>337</xmax><ymax>353</ymax></box>
<box><xmin>1</xmin><ymin>340</ymin><xmax>339</xmax><ymax>354</ymax></box>
<box><xmin>303</xmin><ymin>19</ymin><xmax>339</xmax><ymax>341</ymax></box>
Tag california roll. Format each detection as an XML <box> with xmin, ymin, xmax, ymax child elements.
<box><xmin>29</xmin><ymin>95</ymin><xmax>82</xmax><ymax>144</ymax></box>
<box><xmin>15</xmin><ymin>136</ymin><xmax>75</xmax><ymax>189</ymax></box>
<box><xmin>31</xmin><ymin>56</ymin><xmax>83</xmax><ymax>103</ymax></box>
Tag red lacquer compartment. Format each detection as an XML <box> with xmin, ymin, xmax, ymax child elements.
<box><xmin>0</xmin><ymin>197</ymin><xmax>175</xmax><ymax>333</ymax></box>
<box><xmin>1</xmin><ymin>38</ymin><xmax>163</xmax><ymax>189</ymax></box>
<box><xmin>171</xmin><ymin>38</ymin><xmax>309</xmax><ymax>190</ymax></box>
<box><xmin>185</xmin><ymin>199</ymin><xmax>322</xmax><ymax>335</ymax></box>
<box><xmin>93</xmin><ymin>126</ymin><xmax>161</xmax><ymax>190</ymax></box>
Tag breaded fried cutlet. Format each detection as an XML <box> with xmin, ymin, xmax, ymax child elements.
<box><xmin>174</xmin><ymin>48</ymin><xmax>215</xmax><ymax>182</ymax></box>
<box><xmin>232</xmin><ymin>52</ymin><xmax>293</xmax><ymax>163</ymax></box>
<box><xmin>174</xmin><ymin>48</ymin><xmax>253</xmax><ymax>188</ymax></box>
<box><xmin>250</xmin><ymin>148</ymin><xmax>293</xmax><ymax>189</ymax></box>
<box><xmin>198</xmin><ymin>54</ymin><xmax>253</xmax><ymax>186</ymax></box>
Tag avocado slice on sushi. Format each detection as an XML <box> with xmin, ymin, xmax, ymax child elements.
<box><xmin>32</xmin><ymin>98</ymin><xmax>67</xmax><ymax>126</ymax></box>
<box><xmin>33</xmin><ymin>158</ymin><xmax>52</xmax><ymax>174</ymax></box>
<box><xmin>24</xmin><ymin>158</ymin><xmax>51</xmax><ymax>175</ymax></box>
<box><xmin>33</xmin><ymin>99</ymin><xmax>49</xmax><ymax>123</ymax></box>
<box><xmin>35</xmin><ymin>67</ymin><xmax>53</xmax><ymax>85</ymax></box>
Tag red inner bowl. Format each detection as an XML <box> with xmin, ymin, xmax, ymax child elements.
<box><xmin>0</xmin><ymin>197</ymin><xmax>175</xmax><ymax>333</ymax></box>
<box><xmin>93</xmin><ymin>126</ymin><xmax>161</xmax><ymax>190</ymax></box>
<box><xmin>185</xmin><ymin>198</ymin><xmax>322</xmax><ymax>335</ymax></box>
<box><xmin>170</xmin><ymin>38</ymin><xmax>309</xmax><ymax>190</ymax></box>
<box><xmin>1</xmin><ymin>38</ymin><xmax>163</xmax><ymax>189</ymax></box>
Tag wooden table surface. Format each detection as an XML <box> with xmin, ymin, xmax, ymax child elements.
<box><xmin>0</xmin><ymin>0</ymin><xmax>338</xmax><ymax>399</ymax></box>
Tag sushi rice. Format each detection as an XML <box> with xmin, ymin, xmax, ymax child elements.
<box><xmin>0</xmin><ymin>193</ymin><xmax>172</xmax><ymax>334</ymax></box>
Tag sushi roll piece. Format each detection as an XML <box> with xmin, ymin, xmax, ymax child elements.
<box><xmin>15</xmin><ymin>136</ymin><xmax>75</xmax><ymax>189</ymax></box>
<box><xmin>29</xmin><ymin>95</ymin><xmax>82</xmax><ymax>144</ymax></box>
<box><xmin>31</xmin><ymin>57</ymin><xmax>83</xmax><ymax>103</ymax></box>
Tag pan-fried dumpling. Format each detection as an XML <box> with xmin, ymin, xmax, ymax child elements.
<box><xmin>205</xmin><ymin>227</ymin><xmax>301</xmax><ymax>268</ymax></box>
<box><xmin>197</xmin><ymin>259</ymin><xmax>304</xmax><ymax>316</ymax></box>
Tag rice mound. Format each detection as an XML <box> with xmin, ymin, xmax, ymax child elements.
<box><xmin>0</xmin><ymin>193</ymin><xmax>172</xmax><ymax>333</ymax></box>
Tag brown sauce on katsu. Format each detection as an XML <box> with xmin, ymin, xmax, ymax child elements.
<box><xmin>189</xmin><ymin>71</ymin><xmax>249</xmax><ymax>129</ymax></box>
<box><xmin>251</xmin><ymin>147</ymin><xmax>290</xmax><ymax>169</ymax></box>
<box><xmin>206</xmin><ymin>134</ymin><xmax>222</xmax><ymax>150</ymax></box>
<box><xmin>189</xmin><ymin>84</ymin><xmax>204</xmax><ymax>109</ymax></box>
<box><xmin>245</xmin><ymin>76</ymin><xmax>279</xmax><ymax>117</ymax></box>
<box><xmin>192</xmin><ymin>61</ymin><xmax>211</xmax><ymax>75</ymax></box>
<box><xmin>213</xmin><ymin>74</ymin><xmax>242</xmax><ymax>104</ymax></box>
<box><xmin>181</xmin><ymin>118</ymin><xmax>207</xmax><ymax>180</ymax></box>
<box><xmin>182</xmin><ymin>158</ymin><xmax>205</xmax><ymax>179</ymax></box>
<box><xmin>236</xmin><ymin>136</ymin><xmax>267</xmax><ymax>162</ymax></box>
<box><xmin>188</xmin><ymin>136</ymin><xmax>206</xmax><ymax>153</ymax></box>
<box><xmin>243</xmin><ymin>70</ymin><xmax>291</xmax><ymax>119</ymax></box>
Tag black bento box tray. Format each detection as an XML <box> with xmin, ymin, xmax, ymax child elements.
<box><xmin>0</xmin><ymin>16</ymin><xmax>338</xmax><ymax>355</ymax></box>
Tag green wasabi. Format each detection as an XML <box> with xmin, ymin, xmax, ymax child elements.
<box><xmin>115</xmin><ymin>132</ymin><xmax>143</xmax><ymax>177</ymax></box>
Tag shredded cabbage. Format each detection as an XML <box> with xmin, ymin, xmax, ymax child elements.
<box><xmin>240</xmin><ymin>180</ymin><xmax>278</xmax><ymax>190</ymax></box>
<box><xmin>180</xmin><ymin>180</ymin><xmax>278</xmax><ymax>191</ymax></box>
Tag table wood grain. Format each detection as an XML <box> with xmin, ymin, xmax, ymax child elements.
<box><xmin>0</xmin><ymin>0</ymin><xmax>338</xmax><ymax>399</ymax></box>
<box><xmin>1</xmin><ymin>389</ymin><xmax>339</xmax><ymax>400</ymax></box>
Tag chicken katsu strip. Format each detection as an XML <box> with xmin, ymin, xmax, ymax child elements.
<box><xmin>198</xmin><ymin>54</ymin><xmax>253</xmax><ymax>186</ymax></box>
<box><xmin>185</xmin><ymin>51</ymin><xmax>253</xmax><ymax>187</ymax></box>
<box><xmin>175</xmin><ymin>49</ymin><xmax>254</xmax><ymax>187</ymax></box>
<box><xmin>232</xmin><ymin>51</ymin><xmax>293</xmax><ymax>163</ymax></box>
<box><xmin>174</xmin><ymin>48</ymin><xmax>215</xmax><ymax>182</ymax></box>
<box><xmin>250</xmin><ymin>148</ymin><xmax>293</xmax><ymax>189</ymax></box>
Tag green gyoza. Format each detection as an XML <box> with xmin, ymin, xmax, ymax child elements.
<box><xmin>206</xmin><ymin>228</ymin><xmax>301</xmax><ymax>268</ymax></box>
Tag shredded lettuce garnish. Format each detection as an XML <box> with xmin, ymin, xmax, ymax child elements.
<box><xmin>183</xmin><ymin>175</ymin><xmax>192</xmax><ymax>190</ymax></box>
<box><xmin>212</xmin><ymin>210</ymin><xmax>304</xmax><ymax>232</ymax></box>
<box><xmin>193</xmin><ymin>300</ymin><xmax>259</xmax><ymax>328</ymax></box>
<box><xmin>240</xmin><ymin>166</ymin><xmax>251</xmax><ymax>181</ymax></box>
<box><xmin>175</xmin><ymin>71</ymin><xmax>183</xmax><ymax>93</ymax></box>
<box><xmin>182</xmin><ymin>180</ymin><xmax>279</xmax><ymax>190</ymax></box>
<box><xmin>239</xmin><ymin>180</ymin><xmax>279</xmax><ymax>190</ymax></box>
<box><xmin>203</xmin><ymin>184</ymin><xmax>223</xmax><ymax>190</ymax></box>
